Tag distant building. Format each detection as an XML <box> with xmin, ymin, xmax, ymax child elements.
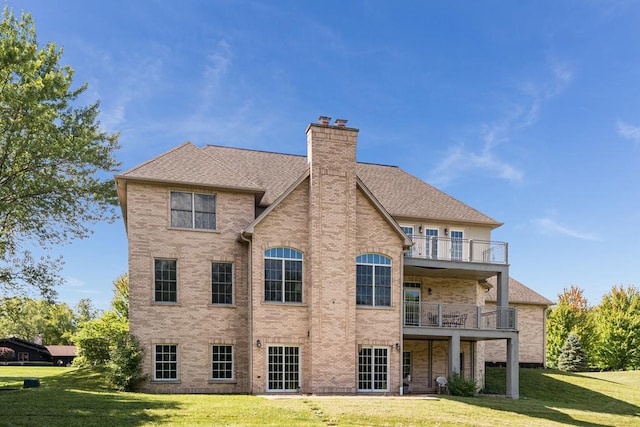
<box><xmin>0</xmin><ymin>337</ymin><xmax>52</xmax><ymax>363</ymax></box>
<box><xmin>46</xmin><ymin>345</ymin><xmax>77</xmax><ymax>366</ymax></box>
<box><xmin>484</xmin><ymin>277</ymin><xmax>553</xmax><ymax>367</ymax></box>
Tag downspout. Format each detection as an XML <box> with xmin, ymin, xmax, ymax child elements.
<box><xmin>240</xmin><ymin>231</ymin><xmax>253</xmax><ymax>393</ymax></box>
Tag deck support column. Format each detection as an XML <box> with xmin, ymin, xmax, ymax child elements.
<box><xmin>506</xmin><ymin>334</ymin><xmax>519</xmax><ymax>399</ymax></box>
<box><xmin>448</xmin><ymin>333</ymin><xmax>461</xmax><ymax>376</ymax></box>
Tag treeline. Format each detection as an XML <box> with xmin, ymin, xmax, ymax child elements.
<box><xmin>546</xmin><ymin>285</ymin><xmax>640</xmax><ymax>371</ymax></box>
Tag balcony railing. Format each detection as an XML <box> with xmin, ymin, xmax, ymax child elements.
<box><xmin>404</xmin><ymin>235</ymin><xmax>508</xmax><ymax>264</ymax></box>
<box><xmin>403</xmin><ymin>302</ymin><xmax>517</xmax><ymax>330</ymax></box>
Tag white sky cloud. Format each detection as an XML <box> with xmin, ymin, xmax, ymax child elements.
<box><xmin>533</xmin><ymin>217</ymin><xmax>600</xmax><ymax>241</ymax></box>
<box><xmin>616</xmin><ymin>120</ymin><xmax>640</xmax><ymax>144</ymax></box>
<box><xmin>429</xmin><ymin>59</ymin><xmax>573</xmax><ymax>187</ymax></box>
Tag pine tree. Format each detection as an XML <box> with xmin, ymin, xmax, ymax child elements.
<box><xmin>558</xmin><ymin>333</ymin><xmax>587</xmax><ymax>372</ymax></box>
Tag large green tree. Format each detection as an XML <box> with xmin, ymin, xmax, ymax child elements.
<box><xmin>593</xmin><ymin>285</ymin><xmax>640</xmax><ymax>370</ymax></box>
<box><xmin>0</xmin><ymin>296</ymin><xmax>76</xmax><ymax>344</ymax></box>
<box><xmin>546</xmin><ymin>285</ymin><xmax>594</xmax><ymax>368</ymax></box>
<box><xmin>0</xmin><ymin>7</ymin><xmax>119</xmax><ymax>299</ymax></box>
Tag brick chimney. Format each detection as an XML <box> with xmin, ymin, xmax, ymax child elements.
<box><xmin>305</xmin><ymin>117</ymin><xmax>359</xmax><ymax>392</ymax></box>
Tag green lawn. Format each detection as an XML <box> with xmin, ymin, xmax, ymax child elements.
<box><xmin>1</xmin><ymin>366</ymin><xmax>639</xmax><ymax>426</ymax></box>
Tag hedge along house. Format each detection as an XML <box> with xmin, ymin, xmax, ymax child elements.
<box><xmin>116</xmin><ymin>117</ymin><xmax>519</xmax><ymax>397</ymax></box>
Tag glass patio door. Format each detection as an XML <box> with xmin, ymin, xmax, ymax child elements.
<box><xmin>404</xmin><ymin>284</ymin><xmax>420</xmax><ymax>326</ymax></box>
<box><xmin>451</xmin><ymin>230</ymin><xmax>463</xmax><ymax>261</ymax></box>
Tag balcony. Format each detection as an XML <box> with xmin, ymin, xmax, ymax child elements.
<box><xmin>403</xmin><ymin>302</ymin><xmax>517</xmax><ymax>330</ymax></box>
<box><xmin>404</xmin><ymin>235</ymin><xmax>508</xmax><ymax>265</ymax></box>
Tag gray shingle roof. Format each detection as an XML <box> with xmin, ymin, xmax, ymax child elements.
<box><xmin>485</xmin><ymin>277</ymin><xmax>553</xmax><ymax>306</ymax></box>
<box><xmin>118</xmin><ymin>143</ymin><xmax>501</xmax><ymax>226</ymax></box>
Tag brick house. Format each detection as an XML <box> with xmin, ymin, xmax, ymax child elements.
<box><xmin>484</xmin><ymin>277</ymin><xmax>553</xmax><ymax>368</ymax></box>
<box><xmin>116</xmin><ymin>117</ymin><xmax>520</xmax><ymax>397</ymax></box>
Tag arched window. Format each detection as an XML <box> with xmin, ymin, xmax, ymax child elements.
<box><xmin>264</xmin><ymin>248</ymin><xmax>303</xmax><ymax>303</ymax></box>
<box><xmin>356</xmin><ymin>253</ymin><xmax>391</xmax><ymax>307</ymax></box>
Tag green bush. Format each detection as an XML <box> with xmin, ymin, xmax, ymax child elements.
<box><xmin>106</xmin><ymin>334</ymin><xmax>148</xmax><ymax>391</ymax></box>
<box><xmin>447</xmin><ymin>371</ymin><xmax>477</xmax><ymax>397</ymax></box>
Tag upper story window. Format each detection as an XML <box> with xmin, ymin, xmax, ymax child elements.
<box><xmin>356</xmin><ymin>253</ymin><xmax>391</xmax><ymax>307</ymax></box>
<box><xmin>170</xmin><ymin>191</ymin><xmax>216</xmax><ymax>230</ymax></box>
<box><xmin>154</xmin><ymin>258</ymin><xmax>177</xmax><ymax>303</ymax></box>
<box><xmin>264</xmin><ymin>247</ymin><xmax>303</xmax><ymax>303</ymax></box>
<box><xmin>211</xmin><ymin>262</ymin><xmax>233</xmax><ymax>305</ymax></box>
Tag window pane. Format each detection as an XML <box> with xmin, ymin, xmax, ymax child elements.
<box><xmin>375</xmin><ymin>265</ymin><xmax>391</xmax><ymax>306</ymax></box>
<box><xmin>264</xmin><ymin>259</ymin><xmax>282</xmax><ymax>302</ymax></box>
<box><xmin>356</xmin><ymin>264</ymin><xmax>373</xmax><ymax>305</ymax></box>
<box><xmin>170</xmin><ymin>192</ymin><xmax>193</xmax><ymax>228</ymax></box>
<box><xmin>194</xmin><ymin>194</ymin><xmax>216</xmax><ymax>230</ymax></box>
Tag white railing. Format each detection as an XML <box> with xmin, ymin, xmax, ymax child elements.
<box><xmin>403</xmin><ymin>302</ymin><xmax>517</xmax><ymax>330</ymax></box>
<box><xmin>404</xmin><ymin>236</ymin><xmax>508</xmax><ymax>265</ymax></box>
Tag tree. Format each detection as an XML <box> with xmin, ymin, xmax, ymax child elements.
<box><xmin>0</xmin><ymin>296</ymin><xmax>76</xmax><ymax>344</ymax></box>
<box><xmin>546</xmin><ymin>286</ymin><xmax>594</xmax><ymax>368</ymax></box>
<box><xmin>0</xmin><ymin>7</ymin><xmax>120</xmax><ymax>299</ymax></box>
<box><xmin>557</xmin><ymin>333</ymin><xmax>587</xmax><ymax>372</ymax></box>
<box><xmin>593</xmin><ymin>285</ymin><xmax>640</xmax><ymax>370</ymax></box>
<box><xmin>111</xmin><ymin>274</ymin><xmax>128</xmax><ymax>320</ymax></box>
<box><xmin>72</xmin><ymin>274</ymin><xmax>129</xmax><ymax>366</ymax></box>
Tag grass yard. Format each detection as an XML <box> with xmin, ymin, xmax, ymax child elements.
<box><xmin>1</xmin><ymin>366</ymin><xmax>639</xmax><ymax>426</ymax></box>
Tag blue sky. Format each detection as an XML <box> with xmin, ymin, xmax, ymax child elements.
<box><xmin>8</xmin><ymin>0</ymin><xmax>640</xmax><ymax>311</ymax></box>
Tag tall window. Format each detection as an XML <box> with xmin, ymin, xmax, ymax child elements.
<box><xmin>170</xmin><ymin>191</ymin><xmax>216</xmax><ymax>230</ymax></box>
<box><xmin>267</xmin><ymin>346</ymin><xmax>300</xmax><ymax>392</ymax></box>
<box><xmin>403</xmin><ymin>351</ymin><xmax>412</xmax><ymax>381</ymax></box>
<box><xmin>401</xmin><ymin>226</ymin><xmax>415</xmax><ymax>257</ymax></box>
<box><xmin>356</xmin><ymin>253</ymin><xmax>391</xmax><ymax>307</ymax></box>
<box><xmin>154</xmin><ymin>259</ymin><xmax>177</xmax><ymax>302</ymax></box>
<box><xmin>264</xmin><ymin>248</ymin><xmax>303</xmax><ymax>303</ymax></box>
<box><xmin>358</xmin><ymin>347</ymin><xmax>389</xmax><ymax>392</ymax></box>
<box><xmin>425</xmin><ymin>228</ymin><xmax>439</xmax><ymax>259</ymax></box>
<box><xmin>154</xmin><ymin>344</ymin><xmax>177</xmax><ymax>380</ymax></box>
<box><xmin>211</xmin><ymin>345</ymin><xmax>233</xmax><ymax>380</ymax></box>
<box><xmin>211</xmin><ymin>262</ymin><xmax>233</xmax><ymax>304</ymax></box>
<box><xmin>451</xmin><ymin>230</ymin><xmax>463</xmax><ymax>261</ymax></box>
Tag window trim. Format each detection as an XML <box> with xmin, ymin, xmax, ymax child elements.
<box><xmin>169</xmin><ymin>191</ymin><xmax>217</xmax><ymax>231</ymax></box>
<box><xmin>264</xmin><ymin>247</ymin><xmax>304</xmax><ymax>304</ymax></box>
<box><xmin>266</xmin><ymin>345</ymin><xmax>301</xmax><ymax>393</ymax></box>
<box><xmin>358</xmin><ymin>346</ymin><xmax>390</xmax><ymax>392</ymax></box>
<box><xmin>403</xmin><ymin>350</ymin><xmax>412</xmax><ymax>381</ymax></box>
<box><xmin>153</xmin><ymin>344</ymin><xmax>179</xmax><ymax>382</ymax></box>
<box><xmin>211</xmin><ymin>262</ymin><xmax>234</xmax><ymax>305</ymax></box>
<box><xmin>154</xmin><ymin>258</ymin><xmax>178</xmax><ymax>304</ymax></box>
<box><xmin>356</xmin><ymin>253</ymin><xmax>392</xmax><ymax>307</ymax></box>
<box><xmin>211</xmin><ymin>344</ymin><xmax>234</xmax><ymax>381</ymax></box>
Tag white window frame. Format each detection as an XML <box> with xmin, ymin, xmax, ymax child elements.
<box><xmin>154</xmin><ymin>344</ymin><xmax>178</xmax><ymax>381</ymax></box>
<box><xmin>358</xmin><ymin>346</ymin><xmax>389</xmax><ymax>392</ymax></box>
<box><xmin>211</xmin><ymin>345</ymin><xmax>234</xmax><ymax>381</ymax></box>
<box><xmin>264</xmin><ymin>248</ymin><xmax>303</xmax><ymax>303</ymax></box>
<box><xmin>266</xmin><ymin>345</ymin><xmax>301</xmax><ymax>392</ymax></box>
<box><xmin>424</xmin><ymin>227</ymin><xmax>439</xmax><ymax>259</ymax></box>
<box><xmin>356</xmin><ymin>253</ymin><xmax>392</xmax><ymax>307</ymax></box>
<box><xmin>400</xmin><ymin>225</ymin><xmax>415</xmax><ymax>257</ymax></box>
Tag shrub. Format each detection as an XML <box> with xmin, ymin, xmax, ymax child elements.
<box><xmin>0</xmin><ymin>346</ymin><xmax>15</xmax><ymax>361</ymax></box>
<box><xmin>106</xmin><ymin>334</ymin><xmax>148</xmax><ymax>391</ymax></box>
<box><xmin>447</xmin><ymin>371</ymin><xmax>477</xmax><ymax>397</ymax></box>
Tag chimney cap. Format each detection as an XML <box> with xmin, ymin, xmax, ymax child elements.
<box><xmin>318</xmin><ymin>116</ymin><xmax>331</xmax><ymax>125</ymax></box>
<box><xmin>334</xmin><ymin>118</ymin><xmax>348</xmax><ymax>127</ymax></box>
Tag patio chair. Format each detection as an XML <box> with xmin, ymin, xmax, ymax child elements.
<box><xmin>435</xmin><ymin>376</ymin><xmax>448</xmax><ymax>394</ymax></box>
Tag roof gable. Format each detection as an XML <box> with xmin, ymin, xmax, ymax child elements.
<box><xmin>486</xmin><ymin>277</ymin><xmax>553</xmax><ymax>306</ymax></box>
